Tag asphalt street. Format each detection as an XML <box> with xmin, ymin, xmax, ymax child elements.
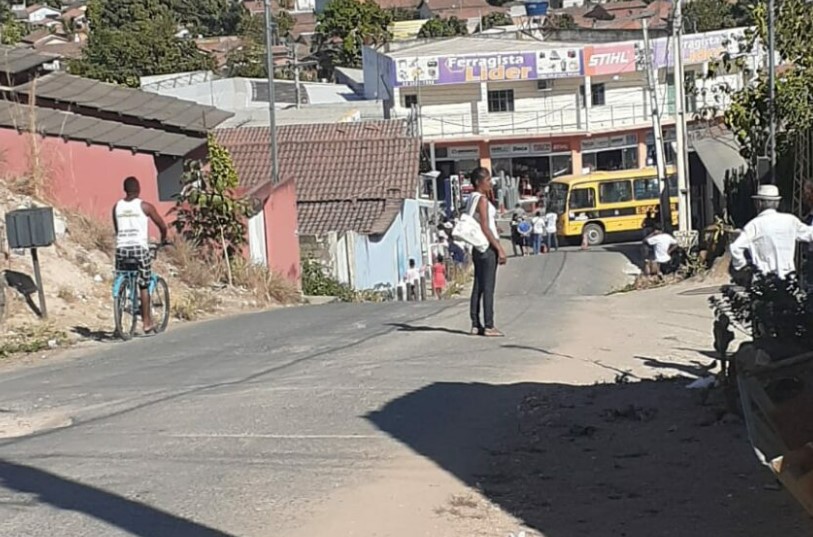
<box><xmin>0</xmin><ymin>246</ymin><xmax>638</xmax><ymax>536</ymax></box>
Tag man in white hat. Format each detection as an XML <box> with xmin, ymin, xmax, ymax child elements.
<box><xmin>729</xmin><ymin>184</ymin><xmax>813</xmax><ymax>280</ymax></box>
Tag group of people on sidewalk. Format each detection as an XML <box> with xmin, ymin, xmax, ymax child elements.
<box><xmin>510</xmin><ymin>205</ymin><xmax>559</xmax><ymax>257</ymax></box>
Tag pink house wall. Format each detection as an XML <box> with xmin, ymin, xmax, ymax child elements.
<box><xmin>0</xmin><ymin>129</ymin><xmax>174</xmax><ymax>238</ymax></box>
<box><xmin>256</xmin><ymin>178</ymin><xmax>301</xmax><ymax>285</ymax></box>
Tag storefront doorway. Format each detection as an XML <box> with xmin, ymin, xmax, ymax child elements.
<box><xmin>489</xmin><ymin>142</ymin><xmax>572</xmax><ymax>191</ymax></box>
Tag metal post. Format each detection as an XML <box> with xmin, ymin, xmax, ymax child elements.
<box><xmin>30</xmin><ymin>248</ymin><xmax>47</xmax><ymax>319</ymax></box>
<box><xmin>263</xmin><ymin>0</ymin><xmax>279</xmax><ymax>184</ymax></box>
<box><xmin>641</xmin><ymin>20</ymin><xmax>670</xmax><ymax>230</ymax></box>
<box><xmin>293</xmin><ymin>44</ymin><xmax>301</xmax><ymax>110</ymax></box>
<box><xmin>673</xmin><ymin>0</ymin><xmax>691</xmax><ymax>231</ymax></box>
<box><xmin>767</xmin><ymin>0</ymin><xmax>777</xmax><ymax>184</ymax></box>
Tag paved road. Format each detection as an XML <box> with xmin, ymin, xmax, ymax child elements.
<box><xmin>0</xmin><ymin>247</ymin><xmax>636</xmax><ymax>537</ymax></box>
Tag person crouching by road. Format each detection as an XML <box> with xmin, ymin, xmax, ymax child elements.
<box><xmin>643</xmin><ymin>222</ymin><xmax>678</xmax><ymax>277</ymax></box>
<box><xmin>730</xmin><ymin>184</ymin><xmax>813</xmax><ymax>286</ymax></box>
<box><xmin>468</xmin><ymin>167</ymin><xmax>507</xmax><ymax>337</ymax></box>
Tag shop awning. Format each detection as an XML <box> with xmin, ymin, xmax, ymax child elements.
<box><xmin>691</xmin><ymin>131</ymin><xmax>748</xmax><ymax>193</ymax></box>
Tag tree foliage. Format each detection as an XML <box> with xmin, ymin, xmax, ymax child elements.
<box><xmin>545</xmin><ymin>13</ymin><xmax>577</xmax><ymax>30</ymax></box>
<box><xmin>723</xmin><ymin>0</ymin><xmax>813</xmax><ymax>161</ymax></box>
<box><xmin>173</xmin><ymin>136</ymin><xmax>251</xmax><ymax>254</ymax></box>
<box><xmin>481</xmin><ymin>12</ymin><xmax>512</xmax><ymax>31</ymax></box>
<box><xmin>316</xmin><ymin>0</ymin><xmax>392</xmax><ymax>68</ymax></box>
<box><xmin>387</xmin><ymin>7</ymin><xmax>419</xmax><ymax>21</ymax></box>
<box><xmin>682</xmin><ymin>0</ymin><xmax>747</xmax><ymax>33</ymax></box>
<box><xmin>226</xmin><ymin>9</ymin><xmax>295</xmax><ymax>78</ymax></box>
<box><xmin>71</xmin><ymin>0</ymin><xmax>213</xmax><ymax>87</ymax></box>
<box><xmin>417</xmin><ymin>17</ymin><xmax>468</xmax><ymax>38</ymax></box>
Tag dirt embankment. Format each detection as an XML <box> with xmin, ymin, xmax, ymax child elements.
<box><xmin>0</xmin><ymin>184</ymin><xmax>298</xmax><ymax>358</ymax></box>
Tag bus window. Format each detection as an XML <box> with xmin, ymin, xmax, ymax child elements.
<box><xmin>570</xmin><ymin>188</ymin><xmax>596</xmax><ymax>209</ymax></box>
<box><xmin>667</xmin><ymin>175</ymin><xmax>678</xmax><ymax>195</ymax></box>
<box><xmin>599</xmin><ymin>180</ymin><xmax>633</xmax><ymax>203</ymax></box>
<box><xmin>634</xmin><ymin>178</ymin><xmax>660</xmax><ymax>200</ymax></box>
<box><xmin>548</xmin><ymin>182</ymin><xmax>568</xmax><ymax>213</ymax></box>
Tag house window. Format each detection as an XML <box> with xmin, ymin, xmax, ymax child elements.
<box><xmin>488</xmin><ymin>89</ymin><xmax>514</xmax><ymax>113</ymax></box>
<box><xmin>403</xmin><ymin>94</ymin><xmax>418</xmax><ymax>108</ymax></box>
<box><xmin>579</xmin><ymin>83</ymin><xmax>606</xmax><ymax>107</ymax></box>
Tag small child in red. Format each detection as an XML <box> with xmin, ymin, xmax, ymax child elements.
<box><xmin>432</xmin><ymin>255</ymin><xmax>447</xmax><ymax>299</ymax></box>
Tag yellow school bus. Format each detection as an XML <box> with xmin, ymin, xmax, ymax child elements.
<box><xmin>548</xmin><ymin>167</ymin><xmax>679</xmax><ymax>246</ymax></box>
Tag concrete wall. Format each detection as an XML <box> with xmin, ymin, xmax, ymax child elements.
<box><xmin>258</xmin><ymin>178</ymin><xmax>301</xmax><ymax>285</ymax></box>
<box><xmin>362</xmin><ymin>47</ymin><xmax>395</xmax><ymax>102</ymax></box>
<box><xmin>547</xmin><ymin>28</ymin><xmax>669</xmax><ymax>43</ymax></box>
<box><xmin>353</xmin><ymin>199</ymin><xmax>422</xmax><ymax>290</ymax></box>
<box><xmin>0</xmin><ymin>129</ymin><xmax>176</xmax><ymax>238</ymax></box>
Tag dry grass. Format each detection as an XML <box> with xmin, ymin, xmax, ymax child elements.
<box><xmin>231</xmin><ymin>259</ymin><xmax>300</xmax><ymax>305</ymax></box>
<box><xmin>0</xmin><ymin>322</ymin><xmax>70</xmax><ymax>357</ymax></box>
<box><xmin>64</xmin><ymin>210</ymin><xmax>115</xmax><ymax>254</ymax></box>
<box><xmin>161</xmin><ymin>239</ymin><xmax>221</xmax><ymax>288</ymax></box>
<box><xmin>56</xmin><ymin>286</ymin><xmax>77</xmax><ymax>303</ymax></box>
<box><xmin>171</xmin><ymin>289</ymin><xmax>221</xmax><ymax>321</ymax></box>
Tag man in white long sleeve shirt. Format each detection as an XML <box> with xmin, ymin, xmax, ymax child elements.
<box><xmin>729</xmin><ymin>185</ymin><xmax>813</xmax><ymax>280</ymax></box>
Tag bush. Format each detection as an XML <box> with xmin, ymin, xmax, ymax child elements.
<box><xmin>231</xmin><ymin>258</ymin><xmax>300</xmax><ymax>305</ymax></box>
<box><xmin>301</xmin><ymin>258</ymin><xmax>355</xmax><ymax>302</ymax></box>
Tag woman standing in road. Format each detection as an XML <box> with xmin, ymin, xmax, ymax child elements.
<box><xmin>467</xmin><ymin>167</ymin><xmax>507</xmax><ymax>337</ymax></box>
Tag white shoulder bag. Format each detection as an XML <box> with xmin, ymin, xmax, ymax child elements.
<box><xmin>452</xmin><ymin>193</ymin><xmax>490</xmax><ymax>253</ymax></box>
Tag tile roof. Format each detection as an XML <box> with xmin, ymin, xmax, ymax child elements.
<box><xmin>216</xmin><ymin>120</ymin><xmax>421</xmax><ymax>235</ymax></box>
<box><xmin>555</xmin><ymin>0</ymin><xmax>671</xmax><ymax>30</ymax></box>
<box><xmin>0</xmin><ymin>101</ymin><xmax>205</xmax><ymax>156</ymax></box>
<box><xmin>13</xmin><ymin>72</ymin><xmax>234</xmax><ymax>133</ymax></box>
<box><xmin>0</xmin><ymin>46</ymin><xmax>57</xmax><ymax>76</ymax></box>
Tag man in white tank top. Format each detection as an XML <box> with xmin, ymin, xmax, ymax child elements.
<box><xmin>112</xmin><ymin>177</ymin><xmax>168</xmax><ymax>334</ymax></box>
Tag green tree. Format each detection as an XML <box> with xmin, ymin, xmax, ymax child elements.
<box><xmin>387</xmin><ymin>7</ymin><xmax>419</xmax><ymax>21</ymax></box>
<box><xmin>683</xmin><ymin>0</ymin><xmax>751</xmax><ymax>33</ymax></box>
<box><xmin>316</xmin><ymin>0</ymin><xmax>392</xmax><ymax>68</ymax></box>
<box><xmin>723</xmin><ymin>0</ymin><xmax>813</xmax><ymax>162</ymax></box>
<box><xmin>417</xmin><ymin>16</ymin><xmax>468</xmax><ymax>38</ymax></box>
<box><xmin>173</xmin><ymin>136</ymin><xmax>251</xmax><ymax>255</ymax></box>
<box><xmin>277</xmin><ymin>10</ymin><xmax>295</xmax><ymax>38</ymax></box>
<box><xmin>545</xmin><ymin>13</ymin><xmax>577</xmax><ymax>30</ymax></box>
<box><xmin>481</xmin><ymin>12</ymin><xmax>512</xmax><ymax>30</ymax></box>
<box><xmin>71</xmin><ymin>0</ymin><xmax>214</xmax><ymax>87</ymax></box>
<box><xmin>166</xmin><ymin>0</ymin><xmax>245</xmax><ymax>37</ymax></box>
<box><xmin>0</xmin><ymin>2</ymin><xmax>22</xmax><ymax>45</ymax></box>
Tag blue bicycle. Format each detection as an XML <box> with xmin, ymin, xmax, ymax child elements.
<box><xmin>112</xmin><ymin>243</ymin><xmax>170</xmax><ymax>340</ymax></box>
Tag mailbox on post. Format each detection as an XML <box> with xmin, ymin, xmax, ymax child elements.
<box><xmin>5</xmin><ymin>206</ymin><xmax>55</xmax><ymax>318</ymax></box>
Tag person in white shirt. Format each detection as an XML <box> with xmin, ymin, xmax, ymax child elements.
<box><xmin>531</xmin><ymin>210</ymin><xmax>547</xmax><ymax>255</ymax></box>
<box><xmin>545</xmin><ymin>209</ymin><xmax>559</xmax><ymax>251</ymax></box>
<box><xmin>729</xmin><ymin>184</ymin><xmax>813</xmax><ymax>281</ymax></box>
<box><xmin>405</xmin><ymin>258</ymin><xmax>422</xmax><ymax>301</ymax></box>
<box><xmin>643</xmin><ymin>223</ymin><xmax>678</xmax><ymax>276</ymax></box>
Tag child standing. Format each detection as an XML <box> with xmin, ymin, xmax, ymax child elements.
<box><xmin>432</xmin><ymin>255</ymin><xmax>447</xmax><ymax>299</ymax></box>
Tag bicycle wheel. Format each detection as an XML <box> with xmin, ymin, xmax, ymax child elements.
<box><xmin>150</xmin><ymin>276</ymin><xmax>170</xmax><ymax>334</ymax></box>
<box><xmin>114</xmin><ymin>277</ymin><xmax>137</xmax><ymax>340</ymax></box>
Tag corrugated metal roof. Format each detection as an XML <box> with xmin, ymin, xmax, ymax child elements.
<box><xmin>0</xmin><ymin>45</ymin><xmax>57</xmax><ymax>75</ymax></box>
<box><xmin>0</xmin><ymin>101</ymin><xmax>205</xmax><ymax>157</ymax></box>
<box><xmin>14</xmin><ymin>72</ymin><xmax>234</xmax><ymax>133</ymax></box>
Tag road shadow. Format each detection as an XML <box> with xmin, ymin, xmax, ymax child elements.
<box><xmin>386</xmin><ymin>323</ymin><xmax>471</xmax><ymax>336</ymax></box>
<box><xmin>0</xmin><ymin>459</ymin><xmax>234</xmax><ymax>536</ymax></box>
<box><xmin>635</xmin><ymin>355</ymin><xmax>716</xmax><ymax>377</ymax></box>
<box><xmin>602</xmin><ymin>242</ymin><xmax>646</xmax><ymax>269</ymax></box>
<box><xmin>366</xmin><ymin>380</ymin><xmax>813</xmax><ymax>536</ymax></box>
<box><xmin>3</xmin><ymin>270</ymin><xmax>42</xmax><ymax>317</ymax></box>
<box><xmin>71</xmin><ymin>326</ymin><xmax>116</xmax><ymax>342</ymax></box>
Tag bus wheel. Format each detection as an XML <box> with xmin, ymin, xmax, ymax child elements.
<box><xmin>582</xmin><ymin>223</ymin><xmax>605</xmax><ymax>246</ymax></box>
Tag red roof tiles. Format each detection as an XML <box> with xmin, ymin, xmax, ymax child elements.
<box><xmin>217</xmin><ymin>120</ymin><xmax>421</xmax><ymax>235</ymax></box>
<box><xmin>554</xmin><ymin>0</ymin><xmax>671</xmax><ymax>31</ymax></box>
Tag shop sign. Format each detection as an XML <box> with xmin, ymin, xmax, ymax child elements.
<box><xmin>583</xmin><ymin>43</ymin><xmax>638</xmax><ymax>76</ymax></box>
<box><xmin>535</xmin><ymin>48</ymin><xmax>583</xmax><ymax>79</ymax></box>
<box><xmin>393</xmin><ymin>56</ymin><xmax>441</xmax><ymax>87</ymax></box>
<box><xmin>552</xmin><ymin>142</ymin><xmax>570</xmax><ymax>152</ymax></box>
<box><xmin>439</xmin><ymin>53</ymin><xmax>536</xmax><ymax>84</ymax></box>
<box><xmin>490</xmin><ymin>145</ymin><xmax>512</xmax><ymax>156</ymax></box>
<box><xmin>582</xmin><ymin>134</ymin><xmax>637</xmax><ymax>151</ymax></box>
<box><xmin>650</xmin><ymin>28</ymin><xmax>749</xmax><ymax>70</ymax></box>
<box><xmin>448</xmin><ymin>146</ymin><xmax>480</xmax><ymax>158</ymax></box>
<box><xmin>645</xmin><ymin>129</ymin><xmax>676</xmax><ymax>144</ymax></box>
<box><xmin>511</xmin><ymin>144</ymin><xmax>530</xmax><ymax>154</ymax></box>
<box><xmin>531</xmin><ymin>143</ymin><xmax>552</xmax><ymax>154</ymax></box>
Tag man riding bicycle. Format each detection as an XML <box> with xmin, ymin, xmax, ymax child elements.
<box><xmin>112</xmin><ymin>177</ymin><xmax>168</xmax><ymax>335</ymax></box>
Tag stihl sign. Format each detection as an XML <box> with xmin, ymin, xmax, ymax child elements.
<box><xmin>588</xmin><ymin>52</ymin><xmax>631</xmax><ymax>67</ymax></box>
<box><xmin>584</xmin><ymin>44</ymin><xmax>637</xmax><ymax>75</ymax></box>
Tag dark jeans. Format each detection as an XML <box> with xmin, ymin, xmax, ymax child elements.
<box><xmin>545</xmin><ymin>233</ymin><xmax>559</xmax><ymax>251</ymax></box>
<box><xmin>470</xmin><ymin>247</ymin><xmax>498</xmax><ymax>330</ymax></box>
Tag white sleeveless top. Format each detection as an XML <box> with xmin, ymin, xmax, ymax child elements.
<box><xmin>115</xmin><ymin>198</ymin><xmax>149</xmax><ymax>249</ymax></box>
<box><xmin>467</xmin><ymin>192</ymin><xmax>499</xmax><ymax>239</ymax></box>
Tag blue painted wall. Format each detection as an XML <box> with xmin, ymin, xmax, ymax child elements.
<box><xmin>353</xmin><ymin>200</ymin><xmax>423</xmax><ymax>290</ymax></box>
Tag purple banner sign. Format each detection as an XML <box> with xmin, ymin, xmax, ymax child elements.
<box><xmin>439</xmin><ymin>52</ymin><xmax>537</xmax><ymax>84</ymax></box>
<box><xmin>651</xmin><ymin>29</ymin><xmax>747</xmax><ymax>69</ymax></box>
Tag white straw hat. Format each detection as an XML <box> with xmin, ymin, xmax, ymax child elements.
<box><xmin>752</xmin><ymin>184</ymin><xmax>782</xmax><ymax>200</ymax></box>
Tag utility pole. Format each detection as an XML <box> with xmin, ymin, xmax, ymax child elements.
<box><xmin>672</xmin><ymin>0</ymin><xmax>691</xmax><ymax>231</ymax></box>
<box><xmin>767</xmin><ymin>0</ymin><xmax>777</xmax><ymax>184</ymax></box>
<box><xmin>293</xmin><ymin>44</ymin><xmax>301</xmax><ymax>110</ymax></box>
<box><xmin>641</xmin><ymin>20</ymin><xmax>670</xmax><ymax>230</ymax></box>
<box><xmin>263</xmin><ymin>0</ymin><xmax>279</xmax><ymax>184</ymax></box>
